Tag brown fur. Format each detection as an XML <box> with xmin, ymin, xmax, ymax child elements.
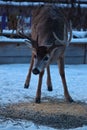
<box><xmin>31</xmin><ymin>5</ymin><xmax>67</xmax><ymax>46</ymax></box>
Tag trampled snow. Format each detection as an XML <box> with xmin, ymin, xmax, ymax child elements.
<box><xmin>0</xmin><ymin>119</ymin><xmax>87</xmax><ymax>130</ymax></box>
<box><xmin>0</xmin><ymin>64</ymin><xmax>87</xmax><ymax>130</ymax></box>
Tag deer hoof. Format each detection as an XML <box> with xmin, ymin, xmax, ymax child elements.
<box><xmin>48</xmin><ymin>86</ymin><xmax>53</xmax><ymax>91</ymax></box>
<box><xmin>24</xmin><ymin>83</ymin><xmax>29</xmax><ymax>89</ymax></box>
<box><xmin>69</xmin><ymin>98</ymin><xmax>74</xmax><ymax>103</ymax></box>
<box><xmin>35</xmin><ymin>98</ymin><xmax>41</xmax><ymax>103</ymax></box>
<box><xmin>66</xmin><ymin>97</ymin><xmax>74</xmax><ymax>103</ymax></box>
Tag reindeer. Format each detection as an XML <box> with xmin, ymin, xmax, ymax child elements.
<box><xmin>18</xmin><ymin>5</ymin><xmax>73</xmax><ymax>103</ymax></box>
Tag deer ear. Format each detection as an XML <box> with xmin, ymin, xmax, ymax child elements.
<box><xmin>25</xmin><ymin>40</ymin><xmax>32</xmax><ymax>49</ymax></box>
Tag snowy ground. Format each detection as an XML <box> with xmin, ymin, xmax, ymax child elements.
<box><xmin>0</xmin><ymin>64</ymin><xmax>87</xmax><ymax>130</ymax></box>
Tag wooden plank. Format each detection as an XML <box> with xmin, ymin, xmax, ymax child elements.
<box><xmin>0</xmin><ymin>41</ymin><xmax>87</xmax><ymax>64</ymax></box>
<box><xmin>0</xmin><ymin>56</ymin><xmax>31</xmax><ymax>64</ymax></box>
<box><xmin>65</xmin><ymin>45</ymin><xmax>85</xmax><ymax>57</ymax></box>
<box><xmin>0</xmin><ymin>43</ymin><xmax>32</xmax><ymax>56</ymax></box>
<box><xmin>65</xmin><ymin>56</ymin><xmax>84</xmax><ymax>64</ymax></box>
<box><xmin>86</xmin><ymin>45</ymin><xmax>87</xmax><ymax>64</ymax></box>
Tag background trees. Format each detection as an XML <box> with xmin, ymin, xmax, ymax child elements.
<box><xmin>0</xmin><ymin>0</ymin><xmax>87</xmax><ymax>31</ymax></box>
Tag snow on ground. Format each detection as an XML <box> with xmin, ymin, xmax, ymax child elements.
<box><xmin>0</xmin><ymin>119</ymin><xmax>87</xmax><ymax>130</ymax></box>
<box><xmin>0</xmin><ymin>64</ymin><xmax>87</xmax><ymax>105</ymax></box>
<box><xmin>0</xmin><ymin>64</ymin><xmax>87</xmax><ymax>130</ymax></box>
<box><xmin>0</xmin><ymin>119</ymin><xmax>56</xmax><ymax>130</ymax></box>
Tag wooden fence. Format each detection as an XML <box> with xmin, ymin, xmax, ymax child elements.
<box><xmin>0</xmin><ymin>40</ymin><xmax>87</xmax><ymax>64</ymax></box>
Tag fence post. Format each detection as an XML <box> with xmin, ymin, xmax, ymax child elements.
<box><xmin>1</xmin><ymin>13</ymin><xmax>7</xmax><ymax>33</ymax></box>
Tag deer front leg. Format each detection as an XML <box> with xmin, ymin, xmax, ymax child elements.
<box><xmin>24</xmin><ymin>53</ymin><xmax>34</xmax><ymax>89</ymax></box>
<box><xmin>58</xmin><ymin>57</ymin><xmax>73</xmax><ymax>102</ymax></box>
<box><xmin>35</xmin><ymin>70</ymin><xmax>44</xmax><ymax>103</ymax></box>
<box><xmin>46</xmin><ymin>66</ymin><xmax>53</xmax><ymax>91</ymax></box>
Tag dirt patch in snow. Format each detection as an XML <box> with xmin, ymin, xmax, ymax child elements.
<box><xmin>0</xmin><ymin>98</ymin><xmax>87</xmax><ymax>129</ymax></box>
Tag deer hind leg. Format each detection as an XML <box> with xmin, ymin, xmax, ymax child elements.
<box><xmin>58</xmin><ymin>57</ymin><xmax>73</xmax><ymax>102</ymax></box>
<box><xmin>24</xmin><ymin>53</ymin><xmax>34</xmax><ymax>89</ymax></box>
<box><xmin>35</xmin><ymin>70</ymin><xmax>44</xmax><ymax>103</ymax></box>
<box><xmin>46</xmin><ymin>66</ymin><xmax>53</xmax><ymax>91</ymax></box>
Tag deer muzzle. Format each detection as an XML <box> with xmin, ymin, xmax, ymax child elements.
<box><xmin>32</xmin><ymin>68</ymin><xmax>40</xmax><ymax>75</ymax></box>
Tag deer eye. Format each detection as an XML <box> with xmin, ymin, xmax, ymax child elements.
<box><xmin>43</xmin><ymin>55</ymin><xmax>49</xmax><ymax>61</ymax></box>
<box><xmin>34</xmin><ymin>55</ymin><xmax>37</xmax><ymax>58</ymax></box>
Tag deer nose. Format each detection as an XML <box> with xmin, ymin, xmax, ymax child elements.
<box><xmin>32</xmin><ymin>68</ymin><xmax>40</xmax><ymax>75</ymax></box>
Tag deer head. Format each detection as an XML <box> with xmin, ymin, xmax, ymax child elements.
<box><xmin>23</xmin><ymin>21</ymin><xmax>72</xmax><ymax>75</ymax></box>
<box><xmin>17</xmin><ymin>5</ymin><xmax>72</xmax><ymax>75</ymax></box>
